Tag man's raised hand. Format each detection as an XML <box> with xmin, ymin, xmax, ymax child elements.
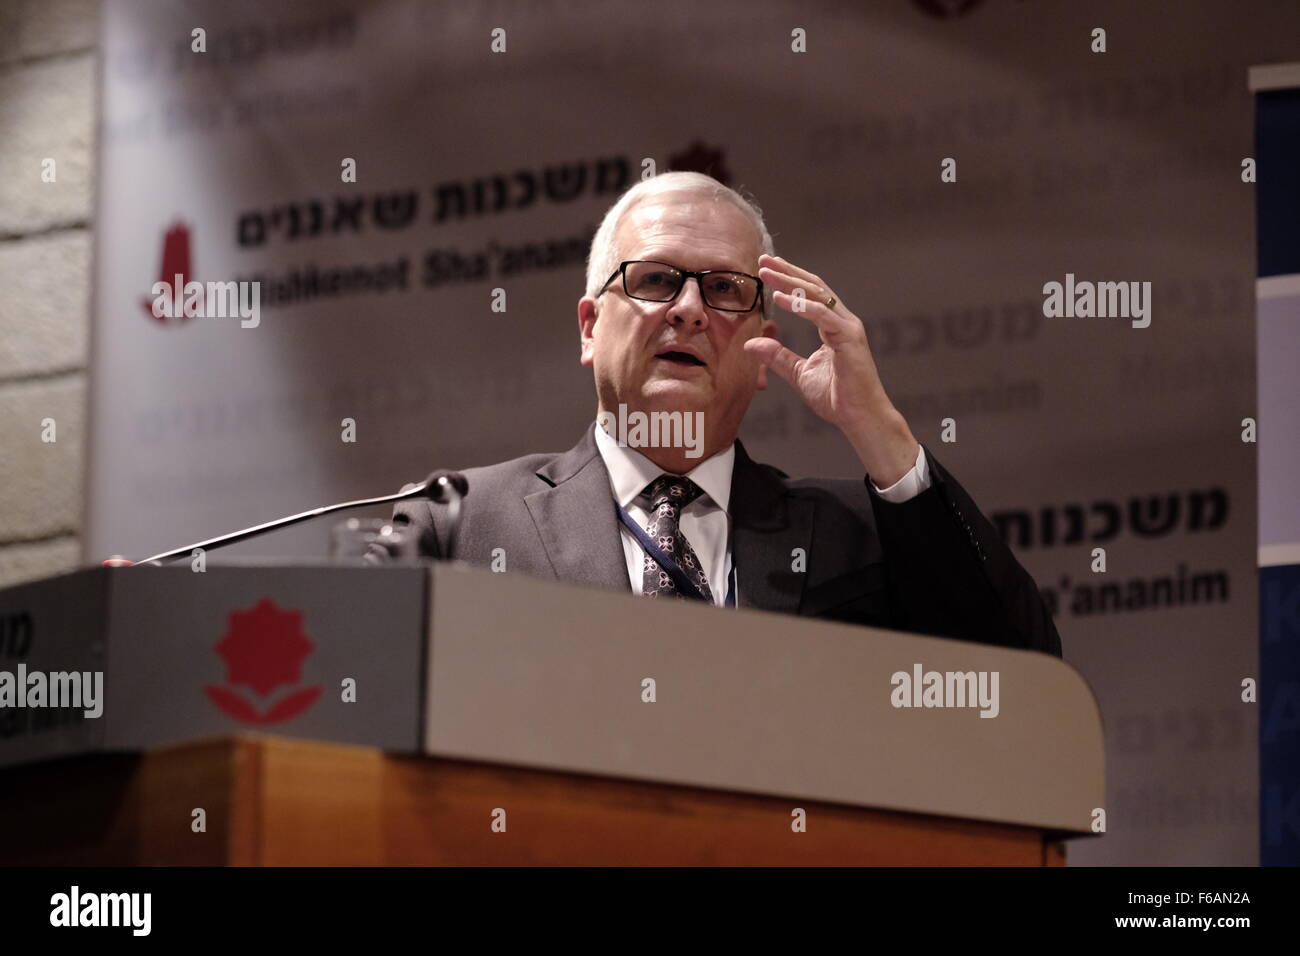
<box><xmin>744</xmin><ymin>253</ymin><xmax>919</xmax><ymax>487</ymax></box>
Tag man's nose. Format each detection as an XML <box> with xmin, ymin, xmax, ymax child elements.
<box><xmin>668</xmin><ymin>277</ymin><xmax>710</xmax><ymax>329</ymax></box>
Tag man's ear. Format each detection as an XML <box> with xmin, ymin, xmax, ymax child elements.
<box><xmin>577</xmin><ymin>296</ymin><xmax>599</xmax><ymax>367</ymax></box>
<box><xmin>754</xmin><ymin>318</ymin><xmax>778</xmax><ymax>390</ymax></box>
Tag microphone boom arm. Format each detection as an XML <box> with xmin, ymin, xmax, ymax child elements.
<box><xmin>134</xmin><ymin>475</ymin><xmax>462</xmax><ymax>566</ymax></box>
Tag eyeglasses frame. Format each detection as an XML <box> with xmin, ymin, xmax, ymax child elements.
<box><xmin>598</xmin><ymin>259</ymin><xmax>766</xmax><ymax>314</ymax></box>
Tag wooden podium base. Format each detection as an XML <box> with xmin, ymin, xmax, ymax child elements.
<box><xmin>0</xmin><ymin>736</ymin><xmax>1067</xmax><ymax>866</ymax></box>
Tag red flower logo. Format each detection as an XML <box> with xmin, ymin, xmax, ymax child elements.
<box><xmin>204</xmin><ymin>598</ymin><xmax>321</xmax><ymax>725</ymax></box>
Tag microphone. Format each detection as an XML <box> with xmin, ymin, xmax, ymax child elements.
<box><xmin>115</xmin><ymin>470</ymin><xmax>468</xmax><ymax>566</ymax></box>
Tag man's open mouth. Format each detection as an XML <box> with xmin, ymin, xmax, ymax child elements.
<box><xmin>655</xmin><ymin>350</ymin><xmax>706</xmax><ymax>367</ymax></box>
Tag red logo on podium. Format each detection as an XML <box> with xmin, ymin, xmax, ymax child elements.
<box><xmin>205</xmin><ymin>598</ymin><xmax>322</xmax><ymax>725</ymax></box>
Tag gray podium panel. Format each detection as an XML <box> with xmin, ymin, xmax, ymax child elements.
<box><xmin>102</xmin><ymin>563</ymin><xmax>427</xmax><ymax>751</ymax></box>
<box><xmin>425</xmin><ymin>562</ymin><xmax>1104</xmax><ymax>834</ymax></box>
<box><xmin>0</xmin><ymin>568</ymin><xmax>108</xmax><ymax>768</ymax></box>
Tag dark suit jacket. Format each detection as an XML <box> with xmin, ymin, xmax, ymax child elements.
<box><xmin>384</xmin><ymin>428</ymin><xmax>1062</xmax><ymax>657</ymax></box>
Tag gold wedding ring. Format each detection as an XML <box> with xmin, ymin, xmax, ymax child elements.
<box><xmin>825</xmin><ymin>295</ymin><xmax>837</xmax><ymax>309</ymax></box>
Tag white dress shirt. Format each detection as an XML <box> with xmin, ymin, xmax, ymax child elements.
<box><xmin>592</xmin><ymin>421</ymin><xmax>931</xmax><ymax>607</ymax></box>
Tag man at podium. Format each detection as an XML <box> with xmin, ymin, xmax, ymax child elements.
<box><xmin>379</xmin><ymin>172</ymin><xmax>1060</xmax><ymax>658</ymax></box>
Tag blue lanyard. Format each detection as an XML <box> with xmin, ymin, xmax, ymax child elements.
<box><xmin>615</xmin><ymin>502</ymin><xmax>736</xmax><ymax>607</ymax></box>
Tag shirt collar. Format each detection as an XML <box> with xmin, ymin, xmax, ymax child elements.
<box><xmin>592</xmin><ymin>420</ymin><xmax>734</xmax><ymax>512</ymax></box>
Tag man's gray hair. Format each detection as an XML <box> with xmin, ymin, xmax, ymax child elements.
<box><xmin>584</xmin><ymin>171</ymin><xmax>776</xmax><ymax>315</ymax></box>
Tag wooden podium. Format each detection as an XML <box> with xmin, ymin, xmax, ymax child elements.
<box><xmin>0</xmin><ymin>735</ymin><xmax>1065</xmax><ymax>866</ymax></box>
<box><xmin>0</xmin><ymin>562</ymin><xmax>1102</xmax><ymax>865</ymax></box>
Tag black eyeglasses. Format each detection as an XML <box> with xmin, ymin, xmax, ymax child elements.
<box><xmin>599</xmin><ymin>260</ymin><xmax>764</xmax><ymax>313</ymax></box>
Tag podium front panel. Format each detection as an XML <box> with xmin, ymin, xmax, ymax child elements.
<box><xmin>102</xmin><ymin>563</ymin><xmax>427</xmax><ymax>751</ymax></box>
<box><xmin>424</xmin><ymin>562</ymin><xmax>1104</xmax><ymax>835</ymax></box>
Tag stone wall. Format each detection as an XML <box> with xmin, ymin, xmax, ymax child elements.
<box><xmin>0</xmin><ymin>1</ymin><xmax>98</xmax><ymax>586</ymax></box>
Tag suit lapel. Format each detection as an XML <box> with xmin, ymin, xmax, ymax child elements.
<box><xmin>523</xmin><ymin>431</ymin><xmax>816</xmax><ymax>610</ymax></box>
<box><xmin>525</xmin><ymin>428</ymin><xmax>632</xmax><ymax>593</ymax></box>
<box><xmin>730</xmin><ymin>440</ymin><xmax>814</xmax><ymax>615</ymax></box>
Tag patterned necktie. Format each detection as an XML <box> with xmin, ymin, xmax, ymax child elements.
<box><xmin>640</xmin><ymin>474</ymin><xmax>714</xmax><ymax>603</ymax></box>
